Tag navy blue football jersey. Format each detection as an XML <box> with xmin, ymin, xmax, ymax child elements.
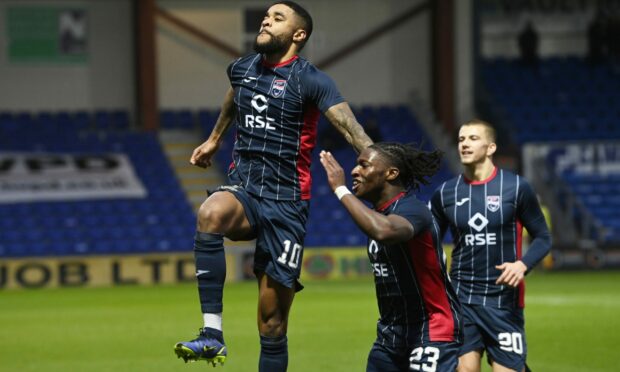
<box><xmin>430</xmin><ymin>168</ymin><xmax>551</xmax><ymax>309</ymax></box>
<box><xmin>226</xmin><ymin>54</ymin><xmax>344</xmax><ymax>201</ymax></box>
<box><xmin>368</xmin><ymin>191</ymin><xmax>461</xmax><ymax>345</ymax></box>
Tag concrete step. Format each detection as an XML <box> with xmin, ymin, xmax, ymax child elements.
<box><xmin>158</xmin><ymin>129</ymin><xmax>225</xmax><ymax>212</ymax></box>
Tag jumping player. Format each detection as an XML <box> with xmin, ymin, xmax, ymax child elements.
<box><xmin>320</xmin><ymin>143</ymin><xmax>462</xmax><ymax>372</ymax></box>
<box><xmin>430</xmin><ymin>120</ymin><xmax>551</xmax><ymax>372</ymax></box>
<box><xmin>173</xmin><ymin>2</ymin><xmax>373</xmax><ymax>371</ymax></box>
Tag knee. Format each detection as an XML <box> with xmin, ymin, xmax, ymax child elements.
<box><xmin>259</xmin><ymin>317</ymin><xmax>287</xmax><ymax>338</ymax></box>
<box><xmin>457</xmin><ymin>361</ymin><xmax>479</xmax><ymax>372</ymax></box>
<box><xmin>197</xmin><ymin>200</ymin><xmax>229</xmax><ymax>232</ymax></box>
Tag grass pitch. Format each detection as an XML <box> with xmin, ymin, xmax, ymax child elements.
<box><xmin>1</xmin><ymin>271</ymin><xmax>619</xmax><ymax>371</ymax></box>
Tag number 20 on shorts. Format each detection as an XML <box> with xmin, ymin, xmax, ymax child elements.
<box><xmin>498</xmin><ymin>332</ymin><xmax>523</xmax><ymax>354</ymax></box>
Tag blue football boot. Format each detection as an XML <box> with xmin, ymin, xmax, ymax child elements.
<box><xmin>174</xmin><ymin>327</ymin><xmax>227</xmax><ymax>366</ymax></box>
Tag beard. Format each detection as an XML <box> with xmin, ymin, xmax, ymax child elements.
<box><xmin>253</xmin><ymin>31</ymin><xmax>291</xmax><ymax>54</ymax></box>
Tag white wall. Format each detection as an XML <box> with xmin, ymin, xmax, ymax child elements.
<box><xmin>157</xmin><ymin>0</ymin><xmax>431</xmax><ymax>109</ymax></box>
<box><xmin>0</xmin><ymin>0</ymin><xmax>134</xmax><ymax>112</ymax></box>
<box><xmin>477</xmin><ymin>0</ymin><xmax>605</xmax><ymax>59</ymax></box>
<box><xmin>157</xmin><ymin>5</ymin><xmax>241</xmax><ymax>110</ymax></box>
<box><xmin>0</xmin><ymin>0</ymin><xmax>431</xmax><ymax>112</ymax></box>
<box><xmin>481</xmin><ymin>12</ymin><xmax>590</xmax><ymax>58</ymax></box>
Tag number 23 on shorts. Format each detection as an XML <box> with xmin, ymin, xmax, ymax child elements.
<box><xmin>409</xmin><ymin>346</ymin><xmax>440</xmax><ymax>372</ymax></box>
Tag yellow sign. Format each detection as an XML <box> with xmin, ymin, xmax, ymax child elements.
<box><xmin>1</xmin><ymin>245</ymin><xmax>455</xmax><ymax>290</ymax></box>
<box><xmin>301</xmin><ymin>247</ymin><xmax>372</xmax><ymax>280</ymax></box>
<box><xmin>0</xmin><ymin>253</ymin><xmax>236</xmax><ymax>290</ymax></box>
<box><xmin>300</xmin><ymin>246</ymin><xmax>455</xmax><ymax>281</ymax></box>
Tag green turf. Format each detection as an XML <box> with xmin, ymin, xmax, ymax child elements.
<box><xmin>1</xmin><ymin>271</ymin><xmax>619</xmax><ymax>371</ymax></box>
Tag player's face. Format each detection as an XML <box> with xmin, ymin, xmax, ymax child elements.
<box><xmin>458</xmin><ymin>124</ymin><xmax>496</xmax><ymax>165</ymax></box>
<box><xmin>254</xmin><ymin>4</ymin><xmax>298</xmax><ymax>54</ymax></box>
<box><xmin>351</xmin><ymin>148</ymin><xmax>390</xmax><ymax>203</ymax></box>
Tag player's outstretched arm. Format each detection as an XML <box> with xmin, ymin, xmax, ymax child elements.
<box><xmin>190</xmin><ymin>87</ymin><xmax>236</xmax><ymax>168</ymax></box>
<box><xmin>319</xmin><ymin>150</ymin><xmax>413</xmax><ymax>244</ymax></box>
<box><xmin>324</xmin><ymin>102</ymin><xmax>373</xmax><ymax>153</ymax></box>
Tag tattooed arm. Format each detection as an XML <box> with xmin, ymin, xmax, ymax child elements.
<box><xmin>324</xmin><ymin>102</ymin><xmax>374</xmax><ymax>153</ymax></box>
<box><xmin>190</xmin><ymin>87</ymin><xmax>236</xmax><ymax>168</ymax></box>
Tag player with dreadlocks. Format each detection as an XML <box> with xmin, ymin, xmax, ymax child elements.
<box><xmin>320</xmin><ymin>143</ymin><xmax>462</xmax><ymax>372</ymax></box>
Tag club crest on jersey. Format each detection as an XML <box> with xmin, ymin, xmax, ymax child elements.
<box><xmin>486</xmin><ymin>195</ymin><xmax>501</xmax><ymax>212</ymax></box>
<box><xmin>270</xmin><ymin>79</ymin><xmax>287</xmax><ymax>98</ymax></box>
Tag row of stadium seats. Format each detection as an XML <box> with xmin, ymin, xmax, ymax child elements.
<box><xmin>0</xmin><ymin>105</ymin><xmax>450</xmax><ymax>257</ymax></box>
<box><xmin>0</xmin><ymin>106</ymin><xmax>436</xmax><ymax>135</ymax></box>
<box><xmin>481</xmin><ymin>57</ymin><xmax>620</xmax><ymax>144</ymax></box>
<box><xmin>0</xmin><ymin>122</ymin><xmax>196</xmax><ymax>258</ymax></box>
<box><xmin>482</xmin><ymin>57</ymin><xmax>620</xmax><ymax>244</ymax></box>
<box><xmin>0</xmin><ymin>109</ymin><xmax>212</xmax><ymax>132</ymax></box>
<box><xmin>561</xmin><ymin>173</ymin><xmax>620</xmax><ymax>242</ymax></box>
<box><xmin>0</xmin><ymin>110</ymin><xmax>131</xmax><ymax>131</ymax></box>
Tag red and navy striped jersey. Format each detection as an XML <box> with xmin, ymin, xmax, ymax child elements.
<box><xmin>369</xmin><ymin>191</ymin><xmax>462</xmax><ymax>345</ymax></box>
<box><xmin>430</xmin><ymin>168</ymin><xmax>551</xmax><ymax>309</ymax></box>
<box><xmin>226</xmin><ymin>54</ymin><xmax>344</xmax><ymax>201</ymax></box>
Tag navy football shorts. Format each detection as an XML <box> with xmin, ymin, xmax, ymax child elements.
<box><xmin>366</xmin><ymin>340</ymin><xmax>459</xmax><ymax>372</ymax></box>
<box><xmin>460</xmin><ymin>303</ymin><xmax>527</xmax><ymax>371</ymax></box>
<box><xmin>214</xmin><ymin>184</ymin><xmax>309</xmax><ymax>292</ymax></box>
<box><xmin>366</xmin><ymin>321</ymin><xmax>460</xmax><ymax>372</ymax></box>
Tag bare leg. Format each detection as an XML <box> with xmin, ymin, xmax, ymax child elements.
<box><xmin>458</xmin><ymin>350</ymin><xmax>483</xmax><ymax>372</ymax></box>
<box><xmin>492</xmin><ymin>361</ymin><xmax>524</xmax><ymax>372</ymax></box>
<box><xmin>256</xmin><ymin>272</ymin><xmax>295</xmax><ymax>372</ymax></box>
<box><xmin>197</xmin><ymin>191</ymin><xmax>253</xmax><ymax>237</ymax></box>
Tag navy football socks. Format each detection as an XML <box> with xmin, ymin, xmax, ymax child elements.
<box><xmin>259</xmin><ymin>335</ymin><xmax>288</xmax><ymax>372</ymax></box>
<box><xmin>193</xmin><ymin>232</ymin><xmax>226</xmax><ymax>313</ymax></box>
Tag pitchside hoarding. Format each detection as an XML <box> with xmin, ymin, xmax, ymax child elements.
<box><xmin>0</xmin><ymin>248</ymin><xmax>375</xmax><ymax>290</ymax></box>
<box><xmin>0</xmin><ymin>247</ymin><xmax>465</xmax><ymax>290</ymax></box>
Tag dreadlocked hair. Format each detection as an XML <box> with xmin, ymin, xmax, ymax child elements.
<box><xmin>370</xmin><ymin>142</ymin><xmax>443</xmax><ymax>192</ymax></box>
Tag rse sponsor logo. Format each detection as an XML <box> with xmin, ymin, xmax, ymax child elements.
<box><xmin>468</xmin><ymin>212</ymin><xmax>488</xmax><ymax>232</ymax></box>
<box><xmin>371</xmin><ymin>263</ymin><xmax>389</xmax><ymax>277</ymax></box>
<box><xmin>245</xmin><ymin>94</ymin><xmax>276</xmax><ymax>130</ymax></box>
<box><xmin>368</xmin><ymin>240</ymin><xmax>380</xmax><ymax>259</ymax></box>
<box><xmin>465</xmin><ymin>212</ymin><xmax>496</xmax><ymax>245</ymax></box>
<box><xmin>464</xmin><ymin>233</ymin><xmax>497</xmax><ymax>246</ymax></box>
<box><xmin>368</xmin><ymin>240</ymin><xmax>389</xmax><ymax>277</ymax></box>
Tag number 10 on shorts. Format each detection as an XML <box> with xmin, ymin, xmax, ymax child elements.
<box><xmin>277</xmin><ymin>240</ymin><xmax>302</xmax><ymax>268</ymax></box>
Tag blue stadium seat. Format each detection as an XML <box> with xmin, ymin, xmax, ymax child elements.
<box><xmin>0</xmin><ymin>116</ymin><xmax>196</xmax><ymax>258</ymax></box>
<box><xmin>481</xmin><ymin>57</ymin><xmax>620</xmax><ymax>144</ymax></box>
<box><xmin>160</xmin><ymin>109</ymin><xmax>194</xmax><ymax>129</ymax></box>
<box><xmin>0</xmin><ymin>106</ymin><xmax>450</xmax><ymax>254</ymax></box>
